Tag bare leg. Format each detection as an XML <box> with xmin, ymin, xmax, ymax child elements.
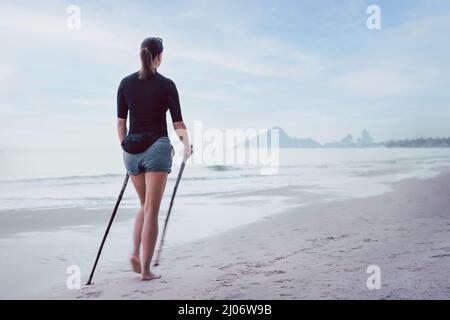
<box><xmin>130</xmin><ymin>207</ymin><xmax>144</xmax><ymax>273</ymax></box>
<box><xmin>128</xmin><ymin>172</ymin><xmax>146</xmax><ymax>273</ymax></box>
<box><xmin>141</xmin><ymin>172</ymin><xmax>168</xmax><ymax>280</ymax></box>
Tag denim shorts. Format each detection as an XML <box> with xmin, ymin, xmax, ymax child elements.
<box><xmin>123</xmin><ymin>136</ymin><xmax>174</xmax><ymax>175</ymax></box>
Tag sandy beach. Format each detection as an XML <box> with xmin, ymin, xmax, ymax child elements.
<box><xmin>41</xmin><ymin>169</ymin><xmax>450</xmax><ymax>300</ymax></box>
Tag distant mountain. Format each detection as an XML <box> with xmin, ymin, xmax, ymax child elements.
<box><xmin>324</xmin><ymin>130</ymin><xmax>381</xmax><ymax>148</ymax></box>
<box><xmin>273</xmin><ymin>127</ymin><xmax>322</xmax><ymax>148</ymax></box>
<box><xmin>356</xmin><ymin>129</ymin><xmax>375</xmax><ymax>147</ymax></box>
<box><xmin>243</xmin><ymin>127</ymin><xmax>322</xmax><ymax>148</ymax></box>
<box><xmin>324</xmin><ymin>134</ymin><xmax>356</xmax><ymax>148</ymax></box>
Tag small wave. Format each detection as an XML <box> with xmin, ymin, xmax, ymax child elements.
<box><xmin>206</xmin><ymin>165</ymin><xmax>241</xmax><ymax>172</ymax></box>
<box><xmin>0</xmin><ymin>173</ymin><xmax>124</xmax><ymax>184</ymax></box>
<box><xmin>169</xmin><ymin>173</ymin><xmax>264</xmax><ymax>182</ymax></box>
<box><xmin>0</xmin><ymin>172</ymin><xmax>266</xmax><ymax>187</ymax></box>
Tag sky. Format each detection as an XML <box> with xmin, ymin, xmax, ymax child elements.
<box><xmin>0</xmin><ymin>0</ymin><xmax>449</xmax><ymax>148</ymax></box>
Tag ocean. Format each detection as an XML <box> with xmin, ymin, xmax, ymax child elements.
<box><xmin>2</xmin><ymin>147</ymin><xmax>450</xmax><ymax>211</ymax></box>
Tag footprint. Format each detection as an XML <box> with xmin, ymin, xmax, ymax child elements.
<box><xmin>431</xmin><ymin>253</ymin><xmax>450</xmax><ymax>258</ymax></box>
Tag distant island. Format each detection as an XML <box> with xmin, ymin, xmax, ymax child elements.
<box><xmin>385</xmin><ymin>137</ymin><xmax>450</xmax><ymax>148</ymax></box>
<box><xmin>244</xmin><ymin>127</ymin><xmax>450</xmax><ymax>148</ymax></box>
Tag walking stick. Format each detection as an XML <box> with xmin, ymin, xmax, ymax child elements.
<box><xmin>153</xmin><ymin>156</ymin><xmax>188</xmax><ymax>267</ymax></box>
<box><xmin>86</xmin><ymin>173</ymin><xmax>129</xmax><ymax>285</ymax></box>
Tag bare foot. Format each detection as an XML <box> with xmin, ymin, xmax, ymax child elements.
<box><xmin>130</xmin><ymin>256</ymin><xmax>141</xmax><ymax>274</ymax></box>
<box><xmin>140</xmin><ymin>271</ymin><xmax>161</xmax><ymax>281</ymax></box>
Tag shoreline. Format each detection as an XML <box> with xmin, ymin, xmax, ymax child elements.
<box><xmin>45</xmin><ymin>169</ymin><xmax>450</xmax><ymax>300</ymax></box>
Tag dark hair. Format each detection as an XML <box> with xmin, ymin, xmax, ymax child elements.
<box><xmin>139</xmin><ymin>37</ymin><xmax>164</xmax><ymax>80</ymax></box>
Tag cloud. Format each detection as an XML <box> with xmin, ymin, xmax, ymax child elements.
<box><xmin>167</xmin><ymin>32</ymin><xmax>321</xmax><ymax>77</ymax></box>
<box><xmin>327</xmin><ymin>8</ymin><xmax>450</xmax><ymax>99</ymax></box>
<box><xmin>183</xmin><ymin>89</ymin><xmax>236</xmax><ymax>102</ymax></box>
<box><xmin>0</xmin><ymin>5</ymin><xmax>129</xmax><ymax>49</ymax></box>
<box><xmin>0</xmin><ymin>2</ymin><xmax>320</xmax><ymax>78</ymax></box>
<box><xmin>0</xmin><ymin>64</ymin><xmax>23</xmax><ymax>93</ymax></box>
<box><xmin>332</xmin><ymin>67</ymin><xmax>437</xmax><ymax>97</ymax></box>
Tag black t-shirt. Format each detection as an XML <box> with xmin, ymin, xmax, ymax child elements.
<box><xmin>117</xmin><ymin>71</ymin><xmax>183</xmax><ymax>136</ymax></box>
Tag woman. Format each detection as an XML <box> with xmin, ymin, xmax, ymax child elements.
<box><xmin>117</xmin><ymin>37</ymin><xmax>192</xmax><ymax>281</ymax></box>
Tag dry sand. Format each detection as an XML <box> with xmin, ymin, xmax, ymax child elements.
<box><xmin>48</xmin><ymin>171</ymin><xmax>450</xmax><ymax>299</ymax></box>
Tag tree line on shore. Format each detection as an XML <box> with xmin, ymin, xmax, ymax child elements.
<box><xmin>385</xmin><ymin>137</ymin><xmax>450</xmax><ymax>148</ymax></box>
